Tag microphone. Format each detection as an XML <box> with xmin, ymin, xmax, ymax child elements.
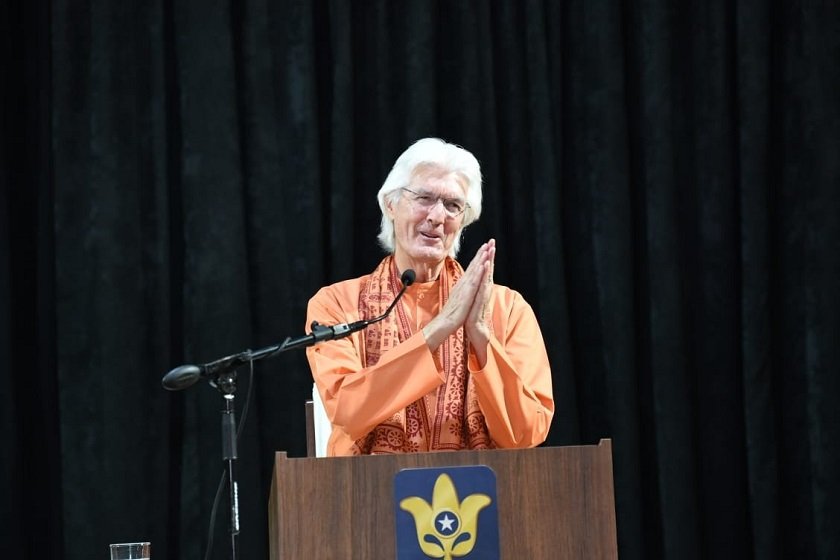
<box><xmin>162</xmin><ymin>352</ymin><xmax>251</xmax><ymax>391</ymax></box>
<box><xmin>161</xmin><ymin>269</ymin><xmax>416</xmax><ymax>390</ymax></box>
<box><xmin>279</xmin><ymin>268</ymin><xmax>416</xmax><ymax>350</ymax></box>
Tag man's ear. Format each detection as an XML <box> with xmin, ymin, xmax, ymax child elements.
<box><xmin>384</xmin><ymin>195</ymin><xmax>396</xmax><ymax>219</ymax></box>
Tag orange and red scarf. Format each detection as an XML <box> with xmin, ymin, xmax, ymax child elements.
<box><xmin>352</xmin><ymin>256</ymin><xmax>493</xmax><ymax>454</ymax></box>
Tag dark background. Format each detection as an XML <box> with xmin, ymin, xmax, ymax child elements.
<box><xmin>3</xmin><ymin>1</ymin><xmax>839</xmax><ymax>559</ymax></box>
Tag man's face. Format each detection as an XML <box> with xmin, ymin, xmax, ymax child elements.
<box><xmin>387</xmin><ymin>168</ymin><xmax>468</xmax><ymax>268</ymax></box>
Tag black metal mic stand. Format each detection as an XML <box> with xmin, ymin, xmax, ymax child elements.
<box><xmin>162</xmin><ymin>332</ymin><xmax>343</xmax><ymax>560</ymax></box>
<box><xmin>209</xmin><ymin>369</ymin><xmax>240</xmax><ymax>560</ymax></box>
<box><xmin>161</xmin><ymin>269</ymin><xmax>416</xmax><ymax>560</ymax></box>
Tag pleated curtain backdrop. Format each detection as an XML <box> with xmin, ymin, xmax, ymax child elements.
<box><xmin>2</xmin><ymin>1</ymin><xmax>839</xmax><ymax>559</ymax></box>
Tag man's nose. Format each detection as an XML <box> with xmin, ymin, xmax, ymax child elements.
<box><xmin>426</xmin><ymin>198</ymin><xmax>447</xmax><ymax>221</ymax></box>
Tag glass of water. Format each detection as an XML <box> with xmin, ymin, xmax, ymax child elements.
<box><xmin>109</xmin><ymin>542</ymin><xmax>150</xmax><ymax>560</ymax></box>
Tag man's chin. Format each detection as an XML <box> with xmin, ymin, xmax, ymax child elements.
<box><xmin>409</xmin><ymin>246</ymin><xmax>447</xmax><ymax>263</ymax></box>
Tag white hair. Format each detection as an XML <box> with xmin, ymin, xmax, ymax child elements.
<box><xmin>376</xmin><ymin>138</ymin><xmax>483</xmax><ymax>257</ymax></box>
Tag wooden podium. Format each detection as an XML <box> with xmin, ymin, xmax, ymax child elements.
<box><xmin>268</xmin><ymin>440</ymin><xmax>618</xmax><ymax>559</ymax></box>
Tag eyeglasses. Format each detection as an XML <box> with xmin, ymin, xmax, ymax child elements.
<box><xmin>400</xmin><ymin>187</ymin><xmax>469</xmax><ymax>218</ymax></box>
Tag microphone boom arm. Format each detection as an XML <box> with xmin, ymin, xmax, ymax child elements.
<box><xmin>162</xmin><ymin>269</ymin><xmax>416</xmax><ymax>391</ymax></box>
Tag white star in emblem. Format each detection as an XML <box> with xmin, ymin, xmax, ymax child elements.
<box><xmin>438</xmin><ymin>514</ymin><xmax>455</xmax><ymax>532</ymax></box>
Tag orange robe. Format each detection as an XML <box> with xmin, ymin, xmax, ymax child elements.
<box><xmin>306</xmin><ymin>265</ymin><xmax>554</xmax><ymax>456</ymax></box>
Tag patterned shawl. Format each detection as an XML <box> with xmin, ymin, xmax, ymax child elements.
<box><xmin>351</xmin><ymin>256</ymin><xmax>493</xmax><ymax>454</ymax></box>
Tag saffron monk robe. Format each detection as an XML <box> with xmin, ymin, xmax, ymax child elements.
<box><xmin>305</xmin><ymin>138</ymin><xmax>555</xmax><ymax>456</ymax></box>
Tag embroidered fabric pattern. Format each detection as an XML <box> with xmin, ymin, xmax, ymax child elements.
<box><xmin>352</xmin><ymin>256</ymin><xmax>493</xmax><ymax>454</ymax></box>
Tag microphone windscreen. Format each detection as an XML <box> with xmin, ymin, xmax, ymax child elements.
<box><xmin>162</xmin><ymin>364</ymin><xmax>202</xmax><ymax>391</ymax></box>
<box><xmin>401</xmin><ymin>269</ymin><xmax>416</xmax><ymax>287</ymax></box>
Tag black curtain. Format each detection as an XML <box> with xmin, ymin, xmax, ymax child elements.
<box><xmin>3</xmin><ymin>1</ymin><xmax>839</xmax><ymax>559</ymax></box>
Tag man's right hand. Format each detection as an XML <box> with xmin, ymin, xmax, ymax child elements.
<box><xmin>423</xmin><ymin>240</ymin><xmax>495</xmax><ymax>351</ymax></box>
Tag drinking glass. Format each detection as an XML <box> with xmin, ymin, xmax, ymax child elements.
<box><xmin>109</xmin><ymin>542</ymin><xmax>150</xmax><ymax>560</ymax></box>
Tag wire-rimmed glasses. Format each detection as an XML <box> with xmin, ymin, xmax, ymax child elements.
<box><xmin>401</xmin><ymin>187</ymin><xmax>469</xmax><ymax>218</ymax></box>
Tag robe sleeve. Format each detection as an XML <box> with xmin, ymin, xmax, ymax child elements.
<box><xmin>468</xmin><ymin>289</ymin><xmax>555</xmax><ymax>448</ymax></box>
<box><xmin>305</xmin><ymin>285</ymin><xmax>445</xmax><ymax>442</ymax></box>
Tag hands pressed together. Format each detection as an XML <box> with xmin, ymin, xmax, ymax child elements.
<box><xmin>423</xmin><ymin>239</ymin><xmax>496</xmax><ymax>367</ymax></box>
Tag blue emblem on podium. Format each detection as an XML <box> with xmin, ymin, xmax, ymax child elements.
<box><xmin>394</xmin><ymin>465</ymin><xmax>499</xmax><ymax>560</ymax></box>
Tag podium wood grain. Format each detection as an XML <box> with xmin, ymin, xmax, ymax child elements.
<box><xmin>269</xmin><ymin>440</ymin><xmax>618</xmax><ymax>559</ymax></box>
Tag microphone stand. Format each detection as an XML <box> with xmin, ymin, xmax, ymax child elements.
<box><xmin>174</xmin><ymin>334</ymin><xmax>340</xmax><ymax>560</ymax></box>
<box><xmin>213</xmin><ymin>371</ymin><xmax>240</xmax><ymax>560</ymax></box>
<box><xmin>163</xmin><ymin>270</ymin><xmax>416</xmax><ymax>560</ymax></box>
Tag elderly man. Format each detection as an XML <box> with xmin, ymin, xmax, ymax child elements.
<box><xmin>306</xmin><ymin>138</ymin><xmax>554</xmax><ymax>456</ymax></box>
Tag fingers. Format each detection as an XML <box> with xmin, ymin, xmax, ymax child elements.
<box><xmin>468</xmin><ymin>246</ymin><xmax>495</xmax><ymax>323</ymax></box>
<box><xmin>463</xmin><ymin>240</ymin><xmax>492</xmax><ymax>278</ymax></box>
<box><xmin>484</xmin><ymin>240</ymin><xmax>495</xmax><ymax>284</ymax></box>
<box><xmin>436</xmin><ymin>241</ymin><xmax>492</xmax><ymax>322</ymax></box>
<box><xmin>463</xmin><ymin>245</ymin><xmax>495</xmax><ymax>358</ymax></box>
<box><xmin>427</xmin><ymin>240</ymin><xmax>496</xmax><ymax>350</ymax></box>
<box><xmin>447</xmin><ymin>241</ymin><xmax>490</xmax><ymax>303</ymax></box>
<box><xmin>464</xmin><ymin>240</ymin><xmax>495</xmax><ymax>285</ymax></box>
<box><xmin>443</xmin><ymin>240</ymin><xmax>497</xmax><ymax>308</ymax></box>
<box><xmin>473</xmin><ymin>239</ymin><xmax>495</xmax><ymax>289</ymax></box>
